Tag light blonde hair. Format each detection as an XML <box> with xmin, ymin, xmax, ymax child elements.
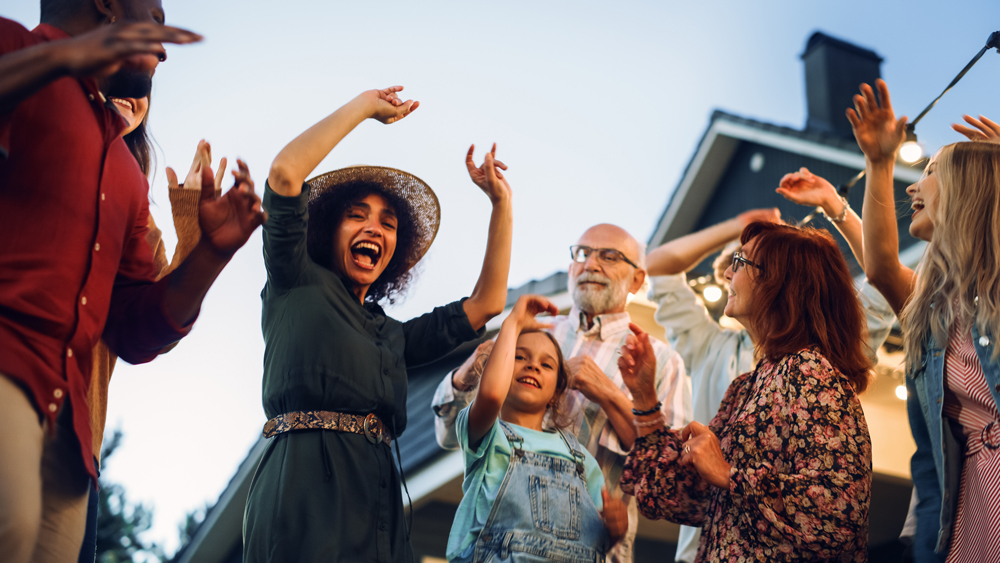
<box><xmin>902</xmin><ymin>142</ymin><xmax>1000</xmax><ymax>370</ymax></box>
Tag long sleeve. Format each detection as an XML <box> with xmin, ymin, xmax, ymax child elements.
<box><xmin>261</xmin><ymin>181</ymin><xmax>310</xmax><ymax>293</ymax></box>
<box><xmin>906</xmin><ymin>374</ymin><xmax>948</xmax><ymax>563</ymax></box>
<box><xmin>402</xmin><ymin>298</ymin><xmax>484</xmax><ymax>368</ymax></box>
<box><xmin>650</xmin><ymin>274</ymin><xmax>750</xmax><ymax>425</ymax></box>
<box><xmin>725</xmin><ymin>352</ymin><xmax>872</xmax><ymax>556</ymax></box>
<box><xmin>620</xmin><ymin>427</ymin><xmax>712</xmax><ymax>526</ymax></box>
<box><xmin>859</xmin><ymin>279</ymin><xmax>896</xmax><ymax>362</ymax></box>
<box><xmin>431</xmin><ymin>368</ymin><xmax>476</xmax><ymax>450</ymax></box>
<box><xmin>165</xmin><ymin>186</ymin><xmax>218</xmax><ymax>275</ymax></box>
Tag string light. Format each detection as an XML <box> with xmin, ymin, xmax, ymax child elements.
<box><xmin>899</xmin><ymin>126</ymin><xmax>923</xmax><ymax>163</ymax></box>
<box><xmin>895</xmin><ymin>385</ymin><xmax>908</xmax><ymax>401</ymax></box>
<box><xmin>702</xmin><ymin>285</ymin><xmax>723</xmax><ymax>303</ymax></box>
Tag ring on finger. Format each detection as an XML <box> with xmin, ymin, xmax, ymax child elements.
<box><xmin>684</xmin><ymin>444</ymin><xmax>691</xmax><ymax>454</ymax></box>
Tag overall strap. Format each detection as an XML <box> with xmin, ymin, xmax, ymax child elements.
<box><xmin>555</xmin><ymin>427</ymin><xmax>587</xmax><ymax>479</ymax></box>
<box><xmin>498</xmin><ymin>420</ymin><xmax>525</xmax><ymax>457</ymax></box>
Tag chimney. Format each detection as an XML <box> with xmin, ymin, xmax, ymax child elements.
<box><xmin>801</xmin><ymin>32</ymin><xmax>883</xmax><ymax>138</ymax></box>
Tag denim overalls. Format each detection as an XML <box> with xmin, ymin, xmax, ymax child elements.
<box><xmin>906</xmin><ymin>325</ymin><xmax>1000</xmax><ymax>561</ymax></box>
<box><xmin>471</xmin><ymin>421</ymin><xmax>608</xmax><ymax>563</ymax></box>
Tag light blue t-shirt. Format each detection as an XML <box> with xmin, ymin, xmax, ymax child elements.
<box><xmin>445</xmin><ymin>406</ymin><xmax>605</xmax><ymax>562</ymax></box>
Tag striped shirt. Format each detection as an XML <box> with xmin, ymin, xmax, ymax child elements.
<box><xmin>943</xmin><ymin>325</ymin><xmax>1000</xmax><ymax>563</ymax></box>
<box><xmin>432</xmin><ymin>306</ymin><xmax>690</xmax><ymax>563</ymax></box>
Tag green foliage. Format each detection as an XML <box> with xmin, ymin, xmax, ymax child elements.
<box><xmin>95</xmin><ymin>429</ymin><xmax>164</xmax><ymax>563</ymax></box>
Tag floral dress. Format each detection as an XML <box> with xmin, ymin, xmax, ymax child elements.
<box><xmin>621</xmin><ymin>348</ymin><xmax>872</xmax><ymax>562</ymax></box>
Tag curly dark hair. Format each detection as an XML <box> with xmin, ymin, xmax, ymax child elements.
<box><xmin>306</xmin><ymin>180</ymin><xmax>421</xmax><ymax>304</ymax></box>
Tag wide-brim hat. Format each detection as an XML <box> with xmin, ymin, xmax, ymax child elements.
<box><xmin>306</xmin><ymin>165</ymin><xmax>440</xmax><ymax>264</ymax></box>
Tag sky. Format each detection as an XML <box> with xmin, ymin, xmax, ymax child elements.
<box><xmin>5</xmin><ymin>0</ymin><xmax>1000</xmax><ymax>556</ymax></box>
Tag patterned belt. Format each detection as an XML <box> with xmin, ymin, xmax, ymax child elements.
<box><xmin>262</xmin><ymin>410</ymin><xmax>392</xmax><ymax>445</ymax></box>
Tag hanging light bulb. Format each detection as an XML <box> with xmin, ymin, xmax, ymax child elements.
<box><xmin>702</xmin><ymin>285</ymin><xmax>723</xmax><ymax>303</ymax></box>
<box><xmin>899</xmin><ymin>125</ymin><xmax>922</xmax><ymax>163</ymax></box>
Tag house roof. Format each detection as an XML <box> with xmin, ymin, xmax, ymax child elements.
<box><xmin>647</xmin><ymin>109</ymin><xmax>924</xmax><ymax>249</ymax></box>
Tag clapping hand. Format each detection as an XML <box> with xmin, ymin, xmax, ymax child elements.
<box><xmin>679</xmin><ymin>421</ymin><xmax>731</xmax><ymax>489</ymax></box>
<box><xmin>618</xmin><ymin>323</ymin><xmax>658</xmax><ymax>411</ymax></box>
<box><xmin>366</xmin><ymin>86</ymin><xmax>418</xmax><ymax>124</ymax></box>
<box><xmin>846</xmin><ymin>79</ymin><xmax>908</xmax><ymax>163</ymax></box>
<box><xmin>600</xmin><ymin>488</ymin><xmax>629</xmax><ymax>546</ymax></box>
<box><xmin>166</xmin><ymin>139</ymin><xmax>227</xmax><ymax>192</ymax></box>
<box><xmin>953</xmin><ymin>114</ymin><xmax>1000</xmax><ymax>143</ymax></box>
<box><xmin>466</xmin><ymin>143</ymin><xmax>511</xmax><ymax>205</ymax></box>
<box><xmin>197</xmin><ymin>159</ymin><xmax>266</xmax><ymax>257</ymax></box>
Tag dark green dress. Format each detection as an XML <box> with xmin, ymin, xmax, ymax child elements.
<box><xmin>244</xmin><ymin>184</ymin><xmax>482</xmax><ymax>562</ymax></box>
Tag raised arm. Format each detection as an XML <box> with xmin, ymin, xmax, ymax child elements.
<box><xmin>462</xmin><ymin>144</ymin><xmax>514</xmax><ymax>330</ymax></box>
<box><xmin>776</xmin><ymin>168</ymin><xmax>865</xmax><ymax>268</ymax></box>
<box><xmin>645</xmin><ymin>208</ymin><xmax>779</xmax><ymax>276</ymax></box>
<box><xmin>952</xmin><ymin>114</ymin><xmax>1000</xmax><ymax>143</ymax></box>
<box><xmin>0</xmin><ymin>21</ymin><xmax>199</xmax><ymax>116</ymax></box>
<box><xmin>267</xmin><ymin>86</ymin><xmax>418</xmax><ymax>197</ymax></box>
<box><xmin>466</xmin><ymin>295</ymin><xmax>556</xmax><ymax>446</ymax></box>
<box><xmin>846</xmin><ymin>80</ymin><xmax>915</xmax><ymax>316</ymax></box>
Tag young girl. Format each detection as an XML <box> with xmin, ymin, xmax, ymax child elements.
<box><xmin>447</xmin><ymin>295</ymin><xmax>628</xmax><ymax>563</ymax></box>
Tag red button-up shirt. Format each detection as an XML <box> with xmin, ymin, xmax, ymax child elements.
<box><xmin>0</xmin><ymin>18</ymin><xmax>193</xmax><ymax>482</ymax></box>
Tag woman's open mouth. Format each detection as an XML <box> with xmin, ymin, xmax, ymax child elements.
<box><xmin>109</xmin><ymin>97</ymin><xmax>135</xmax><ymax>113</ymax></box>
<box><xmin>911</xmin><ymin>200</ymin><xmax>924</xmax><ymax>219</ymax></box>
<box><xmin>351</xmin><ymin>241</ymin><xmax>381</xmax><ymax>270</ymax></box>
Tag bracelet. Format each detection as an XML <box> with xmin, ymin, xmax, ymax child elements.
<box><xmin>634</xmin><ymin>414</ymin><xmax>666</xmax><ymax>428</ymax></box>
<box><xmin>631</xmin><ymin>401</ymin><xmax>662</xmax><ymax>416</ymax></box>
<box><xmin>822</xmin><ymin>196</ymin><xmax>849</xmax><ymax>223</ymax></box>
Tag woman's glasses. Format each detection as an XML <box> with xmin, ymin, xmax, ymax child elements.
<box><xmin>732</xmin><ymin>251</ymin><xmax>763</xmax><ymax>274</ymax></box>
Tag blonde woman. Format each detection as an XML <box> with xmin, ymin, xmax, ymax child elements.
<box><xmin>849</xmin><ymin>79</ymin><xmax>1000</xmax><ymax>562</ymax></box>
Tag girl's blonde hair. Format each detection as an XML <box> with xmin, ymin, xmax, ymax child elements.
<box><xmin>903</xmin><ymin>142</ymin><xmax>1000</xmax><ymax>370</ymax></box>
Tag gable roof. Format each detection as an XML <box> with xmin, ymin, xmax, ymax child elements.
<box><xmin>648</xmin><ymin>110</ymin><xmax>924</xmax><ymax>248</ymax></box>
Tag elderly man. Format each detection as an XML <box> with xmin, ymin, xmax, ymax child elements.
<box><xmin>432</xmin><ymin>223</ymin><xmax>691</xmax><ymax>563</ymax></box>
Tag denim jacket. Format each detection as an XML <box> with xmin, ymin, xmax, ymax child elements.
<box><xmin>906</xmin><ymin>324</ymin><xmax>1000</xmax><ymax>562</ymax></box>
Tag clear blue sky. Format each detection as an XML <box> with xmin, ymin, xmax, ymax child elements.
<box><xmin>5</xmin><ymin>0</ymin><xmax>999</xmax><ymax>555</ymax></box>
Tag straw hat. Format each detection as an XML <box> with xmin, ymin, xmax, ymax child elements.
<box><xmin>306</xmin><ymin>165</ymin><xmax>441</xmax><ymax>263</ymax></box>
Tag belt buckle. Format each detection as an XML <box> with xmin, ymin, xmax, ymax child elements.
<box><xmin>363</xmin><ymin>413</ymin><xmax>382</xmax><ymax>444</ymax></box>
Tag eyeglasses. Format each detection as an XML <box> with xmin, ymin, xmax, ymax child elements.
<box><xmin>731</xmin><ymin>251</ymin><xmax>763</xmax><ymax>274</ymax></box>
<box><xmin>569</xmin><ymin>245</ymin><xmax>639</xmax><ymax>268</ymax></box>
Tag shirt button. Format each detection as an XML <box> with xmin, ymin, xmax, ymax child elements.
<box><xmin>94</xmin><ymin>243</ymin><xmax>100</xmax><ymax>252</ymax></box>
<box><xmin>379</xmin><ymin>523</ymin><xmax>387</xmax><ymax>531</ymax></box>
<box><xmin>54</xmin><ymin>389</ymin><xmax>63</xmax><ymax>399</ymax></box>
<box><xmin>980</xmin><ymin>336</ymin><xmax>991</xmax><ymax>347</ymax></box>
<box><xmin>995</xmin><ymin>383</ymin><xmax>1000</xmax><ymax>393</ymax></box>
<box><xmin>81</xmin><ymin>296</ymin><xmax>87</xmax><ymax>306</ymax></box>
<box><xmin>101</xmin><ymin>193</ymin><xmax>106</xmax><ymax>201</ymax></box>
<box><xmin>88</xmin><ymin>94</ymin><xmax>95</xmax><ymax>101</ymax></box>
<box><xmin>48</xmin><ymin>403</ymin><xmax>57</xmax><ymax>413</ymax></box>
<box><xmin>67</xmin><ymin>348</ymin><xmax>73</xmax><ymax>358</ymax></box>
<box><xmin>383</xmin><ymin>368</ymin><xmax>389</xmax><ymax>375</ymax></box>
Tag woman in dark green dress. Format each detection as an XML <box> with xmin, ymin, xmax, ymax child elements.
<box><xmin>244</xmin><ymin>86</ymin><xmax>513</xmax><ymax>562</ymax></box>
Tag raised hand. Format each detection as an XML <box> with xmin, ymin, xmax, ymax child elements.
<box><xmin>737</xmin><ymin>207</ymin><xmax>781</xmax><ymax>227</ymax></box>
<box><xmin>166</xmin><ymin>140</ymin><xmax>227</xmax><ymax>192</ymax></box>
<box><xmin>600</xmin><ymin>488</ymin><xmax>629</xmax><ymax>545</ymax></box>
<box><xmin>452</xmin><ymin>339</ymin><xmax>495</xmax><ymax>392</ymax></box>
<box><xmin>679</xmin><ymin>421</ymin><xmax>731</xmax><ymax>489</ymax></box>
<box><xmin>508</xmin><ymin>295</ymin><xmax>558</xmax><ymax>332</ymax></box>
<box><xmin>365</xmin><ymin>86</ymin><xmax>419</xmax><ymax>124</ymax></box>
<box><xmin>776</xmin><ymin>167</ymin><xmax>840</xmax><ymax>210</ymax></box>
<box><xmin>846</xmin><ymin>79</ymin><xmax>908</xmax><ymax>163</ymax></box>
<box><xmin>198</xmin><ymin>159</ymin><xmax>266</xmax><ymax>257</ymax></box>
<box><xmin>566</xmin><ymin>355</ymin><xmax>616</xmax><ymax>404</ymax></box>
<box><xmin>618</xmin><ymin>323</ymin><xmax>658</xmax><ymax>410</ymax></box>
<box><xmin>59</xmin><ymin>22</ymin><xmax>201</xmax><ymax>79</ymax></box>
<box><xmin>466</xmin><ymin>143</ymin><xmax>511</xmax><ymax>205</ymax></box>
<box><xmin>953</xmin><ymin>114</ymin><xmax>1000</xmax><ymax>143</ymax></box>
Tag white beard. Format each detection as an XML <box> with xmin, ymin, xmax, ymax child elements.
<box><xmin>569</xmin><ymin>272</ymin><xmax>629</xmax><ymax>315</ymax></box>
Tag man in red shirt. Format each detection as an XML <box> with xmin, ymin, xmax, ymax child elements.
<box><xmin>0</xmin><ymin>1</ymin><xmax>266</xmax><ymax>561</ymax></box>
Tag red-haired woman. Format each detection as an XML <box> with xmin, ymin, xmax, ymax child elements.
<box><xmin>618</xmin><ymin>222</ymin><xmax>874</xmax><ymax>562</ymax></box>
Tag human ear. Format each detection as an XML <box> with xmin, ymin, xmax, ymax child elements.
<box><xmin>629</xmin><ymin>268</ymin><xmax>646</xmax><ymax>295</ymax></box>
